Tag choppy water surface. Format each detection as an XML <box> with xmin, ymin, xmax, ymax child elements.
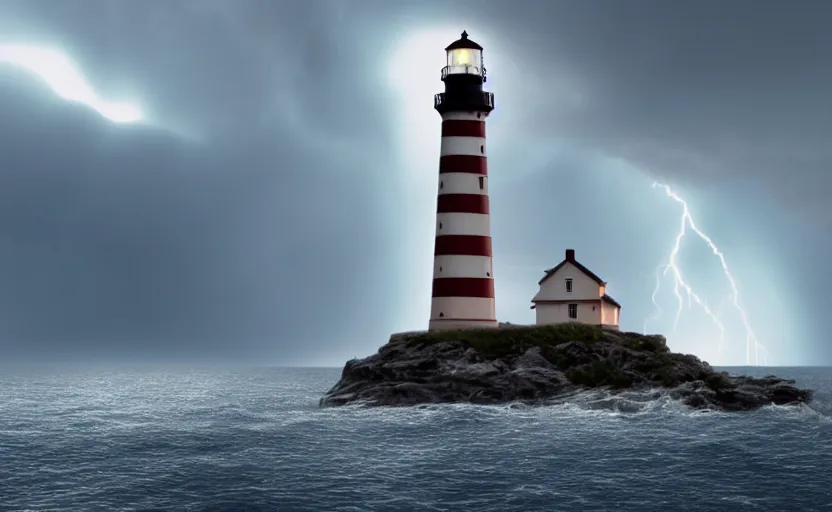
<box><xmin>1</xmin><ymin>366</ymin><xmax>830</xmax><ymax>511</ymax></box>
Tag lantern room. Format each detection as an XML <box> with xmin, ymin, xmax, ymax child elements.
<box><xmin>434</xmin><ymin>30</ymin><xmax>494</xmax><ymax>114</ymax></box>
<box><xmin>442</xmin><ymin>31</ymin><xmax>486</xmax><ymax>81</ymax></box>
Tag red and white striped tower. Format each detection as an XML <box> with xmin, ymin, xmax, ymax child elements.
<box><xmin>429</xmin><ymin>31</ymin><xmax>498</xmax><ymax>331</ymax></box>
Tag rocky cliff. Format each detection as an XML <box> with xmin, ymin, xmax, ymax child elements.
<box><xmin>320</xmin><ymin>324</ymin><xmax>811</xmax><ymax>411</ymax></box>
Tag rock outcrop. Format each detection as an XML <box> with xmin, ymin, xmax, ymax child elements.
<box><xmin>320</xmin><ymin>324</ymin><xmax>812</xmax><ymax>411</ymax></box>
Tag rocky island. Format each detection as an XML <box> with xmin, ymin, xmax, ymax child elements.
<box><xmin>320</xmin><ymin>324</ymin><xmax>812</xmax><ymax>411</ymax></box>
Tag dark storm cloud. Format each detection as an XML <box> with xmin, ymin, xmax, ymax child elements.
<box><xmin>0</xmin><ymin>81</ymin><xmax>400</xmax><ymax>363</ymax></box>
<box><xmin>0</xmin><ymin>0</ymin><xmax>390</xmax><ymax>142</ymax></box>
<box><xmin>0</xmin><ymin>0</ymin><xmax>829</xmax><ymax>364</ymax></box>
<box><xmin>472</xmin><ymin>0</ymin><xmax>832</xmax><ymax>215</ymax></box>
<box><xmin>456</xmin><ymin>0</ymin><xmax>832</xmax><ymax>361</ymax></box>
<box><xmin>0</xmin><ymin>0</ymin><xmax>403</xmax><ymax>364</ymax></box>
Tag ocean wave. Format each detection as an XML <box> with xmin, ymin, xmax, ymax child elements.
<box><xmin>315</xmin><ymin>385</ymin><xmax>830</xmax><ymax>423</ymax></box>
<box><xmin>1</xmin><ymin>367</ymin><xmax>830</xmax><ymax>512</ymax></box>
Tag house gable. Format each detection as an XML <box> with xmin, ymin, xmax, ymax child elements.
<box><xmin>532</xmin><ymin>261</ymin><xmax>603</xmax><ymax>302</ymax></box>
<box><xmin>538</xmin><ymin>249</ymin><xmax>606</xmax><ymax>287</ymax></box>
<box><xmin>531</xmin><ymin>249</ymin><xmax>621</xmax><ymax>308</ymax></box>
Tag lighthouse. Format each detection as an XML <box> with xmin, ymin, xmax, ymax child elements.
<box><xmin>429</xmin><ymin>31</ymin><xmax>498</xmax><ymax>331</ymax></box>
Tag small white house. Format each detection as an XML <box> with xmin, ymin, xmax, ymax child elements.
<box><xmin>530</xmin><ymin>249</ymin><xmax>621</xmax><ymax>329</ymax></box>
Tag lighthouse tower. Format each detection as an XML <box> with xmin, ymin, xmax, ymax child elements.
<box><xmin>429</xmin><ymin>31</ymin><xmax>497</xmax><ymax>331</ymax></box>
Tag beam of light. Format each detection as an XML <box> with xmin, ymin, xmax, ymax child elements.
<box><xmin>0</xmin><ymin>44</ymin><xmax>143</xmax><ymax>124</ymax></box>
<box><xmin>646</xmin><ymin>182</ymin><xmax>769</xmax><ymax>366</ymax></box>
<box><xmin>386</xmin><ymin>28</ymin><xmax>466</xmax><ymax>331</ymax></box>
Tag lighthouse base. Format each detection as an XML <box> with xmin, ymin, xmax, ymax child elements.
<box><xmin>428</xmin><ymin>318</ymin><xmax>499</xmax><ymax>331</ymax></box>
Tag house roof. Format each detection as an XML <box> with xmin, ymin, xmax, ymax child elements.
<box><xmin>538</xmin><ymin>249</ymin><xmax>606</xmax><ymax>286</ymax></box>
<box><xmin>530</xmin><ymin>294</ymin><xmax>621</xmax><ymax>309</ymax></box>
<box><xmin>602</xmin><ymin>294</ymin><xmax>621</xmax><ymax>308</ymax></box>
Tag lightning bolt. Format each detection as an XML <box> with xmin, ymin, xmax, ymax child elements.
<box><xmin>646</xmin><ymin>182</ymin><xmax>769</xmax><ymax>366</ymax></box>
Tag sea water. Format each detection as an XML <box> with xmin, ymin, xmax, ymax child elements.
<box><xmin>0</xmin><ymin>366</ymin><xmax>830</xmax><ymax>511</ymax></box>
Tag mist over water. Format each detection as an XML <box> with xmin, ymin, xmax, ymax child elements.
<box><xmin>1</xmin><ymin>366</ymin><xmax>830</xmax><ymax>511</ymax></box>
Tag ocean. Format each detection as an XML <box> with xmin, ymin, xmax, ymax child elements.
<box><xmin>0</xmin><ymin>366</ymin><xmax>830</xmax><ymax>512</ymax></box>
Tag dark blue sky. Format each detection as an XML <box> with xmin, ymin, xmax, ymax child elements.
<box><xmin>0</xmin><ymin>0</ymin><xmax>829</xmax><ymax>366</ymax></box>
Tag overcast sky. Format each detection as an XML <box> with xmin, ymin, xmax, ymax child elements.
<box><xmin>0</xmin><ymin>0</ymin><xmax>829</xmax><ymax>366</ymax></box>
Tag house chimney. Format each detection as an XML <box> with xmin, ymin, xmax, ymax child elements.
<box><xmin>565</xmin><ymin>248</ymin><xmax>575</xmax><ymax>262</ymax></box>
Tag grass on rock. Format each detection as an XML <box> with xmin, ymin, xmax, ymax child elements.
<box><xmin>403</xmin><ymin>323</ymin><xmax>668</xmax><ymax>359</ymax></box>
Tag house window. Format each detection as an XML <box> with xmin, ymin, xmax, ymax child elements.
<box><xmin>478</xmin><ymin>176</ymin><xmax>485</xmax><ymax>189</ymax></box>
<box><xmin>568</xmin><ymin>304</ymin><xmax>578</xmax><ymax>319</ymax></box>
<box><xmin>565</xmin><ymin>278</ymin><xmax>573</xmax><ymax>293</ymax></box>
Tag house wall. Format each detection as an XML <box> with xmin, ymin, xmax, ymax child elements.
<box><xmin>532</xmin><ymin>262</ymin><xmax>602</xmax><ymax>302</ymax></box>
<box><xmin>535</xmin><ymin>301</ymin><xmax>601</xmax><ymax>325</ymax></box>
<box><xmin>600</xmin><ymin>300</ymin><xmax>620</xmax><ymax>327</ymax></box>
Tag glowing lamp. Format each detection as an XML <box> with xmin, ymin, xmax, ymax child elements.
<box><xmin>441</xmin><ymin>30</ymin><xmax>485</xmax><ymax>80</ymax></box>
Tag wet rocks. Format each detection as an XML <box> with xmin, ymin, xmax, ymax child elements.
<box><xmin>320</xmin><ymin>324</ymin><xmax>812</xmax><ymax>411</ymax></box>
